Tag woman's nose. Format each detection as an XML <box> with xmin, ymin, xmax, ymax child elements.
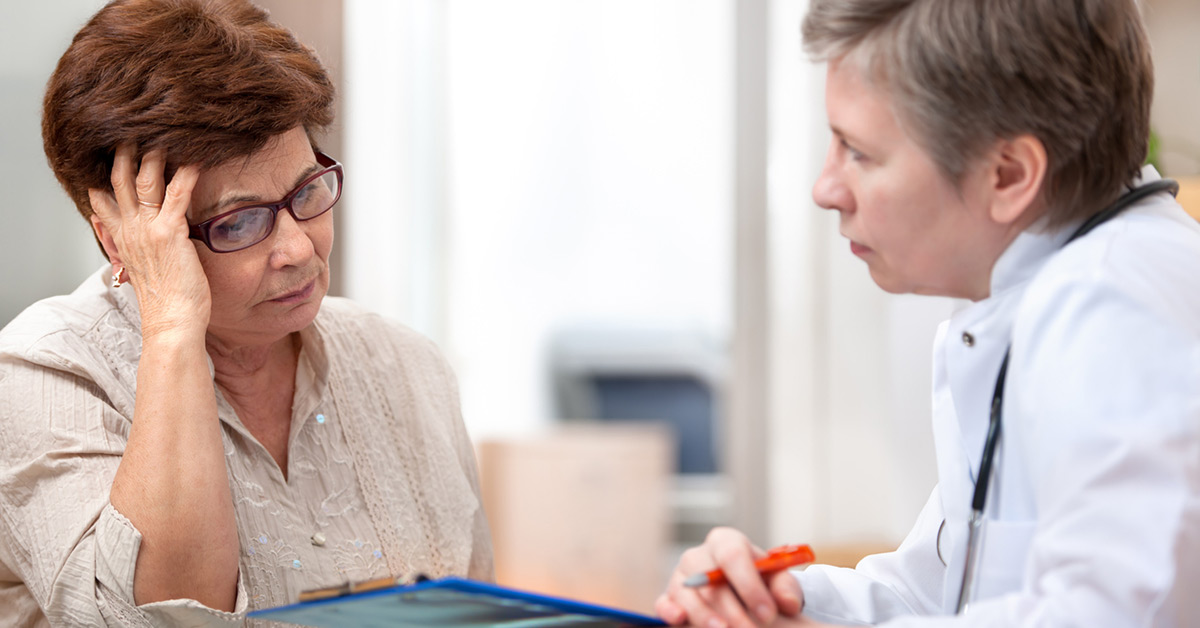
<box><xmin>267</xmin><ymin>209</ymin><xmax>315</xmax><ymax>268</ymax></box>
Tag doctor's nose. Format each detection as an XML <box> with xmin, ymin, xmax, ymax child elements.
<box><xmin>812</xmin><ymin>143</ymin><xmax>851</xmax><ymax>213</ymax></box>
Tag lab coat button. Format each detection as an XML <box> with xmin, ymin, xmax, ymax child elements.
<box><xmin>962</xmin><ymin>332</ymin><xmax>975</xmax><ymax>347</ymax></box>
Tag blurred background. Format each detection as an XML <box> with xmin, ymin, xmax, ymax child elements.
<box><xmin>2</xmin><ymin>0</ymin><xmax>1198</xmax><ymax>614</ymax></box>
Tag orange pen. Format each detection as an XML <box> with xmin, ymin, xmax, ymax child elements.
<box><xmin>682</xmin><ymin>544</ymin><xmax>815</xmax><ymax>588</ymax></box>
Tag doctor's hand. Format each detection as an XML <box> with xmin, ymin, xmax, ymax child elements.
<box><xmin>655</xmin><ymin>527</ymin><xmax>805</xmax><ymax>628</ymax></box>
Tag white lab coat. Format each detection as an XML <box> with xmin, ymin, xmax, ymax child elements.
<box><xmin>795</xmin><ymin>166</ymin><xmax>1200</xmax><ymax>627</ymax></box>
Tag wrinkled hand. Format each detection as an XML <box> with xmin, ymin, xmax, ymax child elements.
<box><xmin>89</xmin><ymin>145</ymin><xmax>210</xmax><ymax>341</ymax></box>
<box><xmin>656</xmin><ymin>527</ymin><xmax>806</xmax><ymax>628</ymax></box>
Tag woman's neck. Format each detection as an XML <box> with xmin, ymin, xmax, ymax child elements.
<box><xmin>206</xmin><ymin>331</ymin><xmax>301</xmax><ymax>477</ymax></box>
<box><xmin>206</xmin><ymin>332</ymin><xmax>299</xmax><ymax>400</ymax></box>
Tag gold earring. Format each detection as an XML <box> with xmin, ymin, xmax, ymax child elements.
<box><xmin>110</xmin><ymin>266</ymin><xmax>125</xmax><ymax>288</ymax></box>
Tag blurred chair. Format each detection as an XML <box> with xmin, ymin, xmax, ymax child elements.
<box><xmin>548</xmin><ymin>327</ymin><xmax>732</xmax><ymax>544</ymax></box>
<box><xmin>477</xmin><ymin>423</ymin><xmax>672</xmax><ymax>614</ymax></box>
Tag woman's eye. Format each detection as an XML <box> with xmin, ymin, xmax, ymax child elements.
<box><xmin>293</xmin><ymin>179</ymin><xmax>334</xmax><ymax>215</ymax></box>
<box><xmin>214</xmin><ymin>209</ymin><xmax>269</xmax><ymax>240</ymax></box>
<box><xmin>293</xmin><ymin>183</ymin><xmax>314</xmax><ymax>205</ymax></box>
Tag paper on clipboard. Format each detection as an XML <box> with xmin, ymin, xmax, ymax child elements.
<box><xmin>248</xmin><ymin>577</ymin><xmax>667</xmax><ymax>627</ymax></box>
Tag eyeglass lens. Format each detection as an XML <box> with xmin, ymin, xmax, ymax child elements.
<box><xmin>207</xmin><ymin>169</ymin><xmax>341</xmax><ymax>252</ymax></box>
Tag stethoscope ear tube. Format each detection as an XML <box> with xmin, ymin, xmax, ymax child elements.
<box><xmin>1064</xmin><ymin>179</ymin><xmax>1179</xmax><ymax>245</ymax></box>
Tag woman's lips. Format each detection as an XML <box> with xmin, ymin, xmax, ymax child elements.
<box><xmin>269</xmin><ymin>279</ymin><xmax>316</xmax><ymax>304</ymax></box>
<box><xmin>849</xmin><ymin>241</ymin><xmax>872</xmax><ymax>256</ymax></box>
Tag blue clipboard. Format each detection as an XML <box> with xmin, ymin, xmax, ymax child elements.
<box><xmin>248</xmin><ymin>577</ymin><xmax>668</xmax><ymax>627</ymax></box>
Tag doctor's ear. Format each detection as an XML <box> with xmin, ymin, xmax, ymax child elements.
<box><xmin>985</xmin><ymin>134</ymin><xmax>1047</xmax><ymax>226</ymax></box>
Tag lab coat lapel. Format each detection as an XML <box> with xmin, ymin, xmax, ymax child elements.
<box><xmin>930</xmin><ymin>226</ymin><xmax>1073</xmax><ymax>612</ymax></box>
<box><xmin>941</xmin><ymin>226</ymin><xmax>1075</xmax><ymax>486</ymax></box>
<box><xmin>930</xmin><ymin>319</ymin><xmax>972</xmax><ymax>611</ymax></box>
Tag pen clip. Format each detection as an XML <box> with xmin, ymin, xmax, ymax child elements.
<box><xmin>764</xmin><ymin>544</ymin><xmax>814</xmax><ymax>562</ymax></box>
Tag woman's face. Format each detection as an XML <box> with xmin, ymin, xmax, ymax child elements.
<box><xmin>812</xmin><ymin>57</ymin><xmax>1007</xmax><ymax>301</ymax></box>
<box><xmin>187</xmin><ymin>126</ymin><xmax>334</xmax><ymax>347</ymax></box>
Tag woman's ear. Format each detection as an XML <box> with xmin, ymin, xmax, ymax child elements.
<box><xmin>88</xmin><ymin>189</ymin><xmax>121</xmax><ymax>265</ymax></box>
<box><xmin>987</xmin><ymin>134</ymin><xmax>1047</xmax><ymax>225</ymax></box>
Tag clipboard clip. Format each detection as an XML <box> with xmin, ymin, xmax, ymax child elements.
<box><xmin>298</xmin><ymin>573</ymin><xmax>430</xmax><ymax>603</ymax></box>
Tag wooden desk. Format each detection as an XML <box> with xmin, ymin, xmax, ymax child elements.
<box><xmin>477</xmin><ymin>424</ymin><xmax>672</xmax><ymax>614</ymax></box>
<box><xmin>1177</xmin><ymin>176</ymin><xmax>1200</xmax><ymax>222</ymax></box>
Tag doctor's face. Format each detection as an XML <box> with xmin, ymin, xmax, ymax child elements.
<box><xmin>812</xmin><ymin>57</ymin><xmax>1000</xmax><ymax>300</ymax></box>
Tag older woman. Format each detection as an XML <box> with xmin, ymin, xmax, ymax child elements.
<box><xmin>0</xmin><ymin>0</ymin><xmax>491</xmax><ymax>625</ymax></box>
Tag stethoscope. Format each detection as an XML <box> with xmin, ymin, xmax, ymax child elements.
<box><xmin>954</xmin><ymin>177</ymin><xmax>1180</xmax><ymax>614</ymax></box>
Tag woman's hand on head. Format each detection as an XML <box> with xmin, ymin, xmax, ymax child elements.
<box><xmin>89</xmin><ymin>144</ymin><xmax>211</xmax><ymax>342</ymax></box>
<box><xmin>655</xmin><ymin>527</ymin><xmax>805</xmax><ymax>628</ymax></box>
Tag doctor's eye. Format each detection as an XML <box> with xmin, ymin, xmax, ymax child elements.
<box><xmin>840</xmin><ymin>137</ymin><xmax>868</xmax><ymax>163</ymax></box>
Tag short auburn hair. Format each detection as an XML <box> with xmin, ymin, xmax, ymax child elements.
<box><xmin>43</xmin><ymin>0</ymin><xmax>335</xmax><ymax>224</ymax></box>
<box><xmin>802</xmin><ymin>0</ymin><xmax>1153</xmax><ymax>228</ymax></box>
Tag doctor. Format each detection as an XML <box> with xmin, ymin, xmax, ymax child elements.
<box><xmin>656</xmin><ymin>0</ymin><xmax>1200</xmax><ymax>626</ymax></box>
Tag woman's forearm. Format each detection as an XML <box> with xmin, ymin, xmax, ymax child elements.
<box><xmin>109</xmin><ymin>330</ymin><xmax>238</xmax><ymax>611</ymax></box>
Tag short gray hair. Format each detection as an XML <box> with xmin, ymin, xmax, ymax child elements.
<box><xmin>802</xmin><ymin>0</ymin><xmax>1153</xmax><ymax>227</ymax></box>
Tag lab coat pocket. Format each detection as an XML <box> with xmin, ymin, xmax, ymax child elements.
<box><xmin>975</xmin><ymin>519</ymin><xmax>1036</xmax><ymax>601</ymax></box>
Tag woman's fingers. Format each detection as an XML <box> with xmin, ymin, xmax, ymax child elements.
<box><xmin>106</xmin><ymin>145</ymin><xmax>198</xmax><ymax>237</ymax></box>
<box><xmin>163</xmin><ymin>164</ymin><xmax>201</xmax><ymax>222</ymax></box>
<box><xmin>90</xmin><ymin>146</ymin><xmax>212</xmax><ymax>336</ymax></box>
<box><xmin>88</xmin><ymin>188</ymin><xmax>119</xmax><ymax>227</ymax></box>
<box><xmin>136</xmin><ymin>148</ymin><xmax>168</xmax><ymax>212</ymax></box>
<box><xmin>110</xmin><ymin>144</ymin><xmax>141</xmax><ymax>223</ymax></box>
<box><xmin>113</xmin><ymin>145</ymin><xmax>177</xmax><ymax>222</ymax></box>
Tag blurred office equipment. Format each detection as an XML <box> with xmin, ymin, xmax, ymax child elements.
<box><xmin>476</xmin><ymin>424</ymin><xmax>672</xmax><ymax>614</ymax></box>
<box><xmin>549</xmin><ymin>328</ymin><xmax>731</xmax><ymax>545</ymax></box>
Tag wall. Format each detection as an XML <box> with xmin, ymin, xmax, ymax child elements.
<box><xmin>342</xmin><ymin>0</ymin><xmax>736</xmax><ymax>439</ymax></box>
<box><xmin>255</xmin><ymin>0</ymin><xmax>346</xmax><ymax>293</ymax></box>
<box><xmin>761</xmin><ymin>0</ymin><xmax>948</xmax><ymax>549</ymax></box>
<box><xmin>0</xmin><ymin>2</ymin><xmax>108</xmax><ymax>327</ymax></box>
<box><xmin>1145</xmin><ymin>0</ymin><xmax>1200</xmax><ymax>177</ymax></box>
<box><xmin>445</xmin><ymin>0</ymin><xmax>735</xmax><ymax>438</ymax></box>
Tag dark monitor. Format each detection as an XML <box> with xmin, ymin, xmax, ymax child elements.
<box><xmin>550</xmin><ymin>329</ymin><xmax>723</xmax><ymax>475</ymax></box>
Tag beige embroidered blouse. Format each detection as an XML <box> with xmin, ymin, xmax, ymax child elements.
<box><xmin>0</xmin><ymin>267</ymin><xmax>493</xmax><ymax>627</ymax></box>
